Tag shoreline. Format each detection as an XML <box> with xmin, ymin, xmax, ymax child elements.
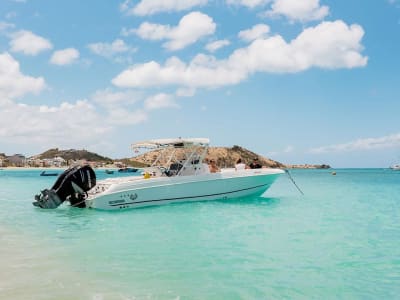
<box><xmin>0</xmin><ymin>166</ymin><xmax>116</xmax><ymax>171</ymax></box>
<box><xmin>0</xmin><ymin>165</ymin><xmax>390</xmax><ymax>171</ymax></box>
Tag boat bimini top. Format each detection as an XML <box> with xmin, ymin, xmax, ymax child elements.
<box><xmin>132</xmin><ymin>137</ymin><xmax>210</xmax><ymax>177</ymax></box>
<box><xmin>132</xmin><ymin>138</ymin><xmax>210</xmax><ymax>149</ymax></box>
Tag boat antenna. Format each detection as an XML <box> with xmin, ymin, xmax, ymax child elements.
<box><xmin>284</xmin><ymin>169</ymin><xmax>304</xmax><ymax>195</ymax></box>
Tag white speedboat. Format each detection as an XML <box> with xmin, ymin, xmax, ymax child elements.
<box><xmin>33</xmin><ymin>138</ymin><xmax>284</xmax><ymax>210</ymax></box>
<box><xmin>390</xmin><ymin>164</ymin><xmax>400</xmax><ymax>170</ymax></box>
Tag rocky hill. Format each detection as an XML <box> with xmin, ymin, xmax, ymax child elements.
<box><xmin>130</xmin><ymin>145</ymin><xmax>285</xmax><ymax>168</ymax></box>
<box><xmin>28</xmin><ymin>146</ymin><xmax>330</xmax><ymax>169</ymax></box>
<box><xmin>33</xmin><ymin>148</ymin><xmax>113</xmax><ymax>163</ymax></box>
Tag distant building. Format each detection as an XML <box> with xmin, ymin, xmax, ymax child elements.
<box><xmin>0</xmin><ymin>153</ymin><xmax>5</xmax><ymax>167</ymax></box>
<box><xmin>53</xmin><ymin>156</ymin><xmax>66</xmax><ymax>167</ymax></box>
<box><xmin>26</xmin><ymin>158</ymin><xmax>43</xmax><ymax>167</ymax></box>
<box><xmin>70</xmin><ymin>159</ymin><xmax>87</xmax><ymax>167</ymax></box>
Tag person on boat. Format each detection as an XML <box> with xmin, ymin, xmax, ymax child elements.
<box><xmin>249</xmin><ymin>157</ymin><xmax>262</xmax><ymax>169</ymax></box>
<box><xmin>235</xmin><ymin>158</ymin><xmax>247</xmax><ymax>170</ymax></box>
<box><xmin>208</xmin><ymin>159</ymin><xmax>220</xmax><ymax>173</ymax></box>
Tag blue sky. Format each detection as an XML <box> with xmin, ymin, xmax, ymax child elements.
<box><xmin>0</xmin><ymin>0</ymin><xmax>399</xmax><ymax>167</ymax></box>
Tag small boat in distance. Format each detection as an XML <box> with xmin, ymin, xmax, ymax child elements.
<box><xmin>33</xmin><ymin>138</ymin><xmax>284</xmax><ymax>210</ymax></box>
<box><xmin>390</xmin><ymin>164</ymin><xmax>400</xmax><ymax>170</ymax></box>
<box><xmin>105</xmin><ymin>169</ymin><xmax>114</xmax><ymax>174</ymax></box>
<box><xmin>40</xmin><ymin>171</ymin><xmax>59</xmax><ymax>177</ymax></box>
<box><xmin>118</xmin><ymin>167</ymin><xmax>138</xmax><ymax>173</ymax></box>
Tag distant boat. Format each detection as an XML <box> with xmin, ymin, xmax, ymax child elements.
<box><xmin>118</xmin><ymin>167</ymin><xmax>138</xmax><ymax>173</ymax></box>
<box><xmin>390</xmin><ymin>164</ymin><xmax>400</xmax><ymax>170</ymax></box>
<box><xmin>40</xmin><ymin>171</ymin><xmax>59</xmax><ymax>176</ymax></box>
<box><xmin>105</xmin><ymin>169</ymin><xmax>114</xmax><ymax>174</ymax></box>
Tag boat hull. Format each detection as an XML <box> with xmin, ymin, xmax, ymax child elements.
<box><xmin>86</xmin><ymin>169</ymin><xmax>283</xmax><ymax>210</ymax></box>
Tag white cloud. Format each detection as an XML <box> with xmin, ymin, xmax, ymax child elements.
<box><xmin>128</xmin><ymin>0</ymin><xmax>208</xmax><ymax>16</ymax></box>
<box><xmin>113</xmin><ymin>55</ymin><xmax>246</xmax><ymax>88</ymax></box>
<box><xmin>90</xmin><ymin>89</ymin><xmax>148</xmax><ymax>125</ymax></box>
<box><xmin>0</xmin><ymin>53</ymin><xmax>149</xmax><ymax>146</ymax></box>
<box><xmin>113</xmin><ymin>20</ymin><xmax>367</xmax><ymax>89</ymax></box>
<box><xmin>238</xmin><ymin>24</ymin><xmax>270</xmax><ymax>42</ymax></box>
<box><xmin>119</xmin><ymin>0</ymin><xmax>131</xmax><ymax>12</ymax></box>
<box><xmin>309</xmin><ymin>133</ymin><xmax>400</xmax><ymax>154</ymax></box>
<box><xmin>135</xmin><ymin>11</ymin><xmax>216</xmax><ymax>50</ymax></box>
<box><xmin>0</xmin><ymin>52</ymin><xmax>45</xmax><ymax>100</ymax></box>
<box><xmin>135</xmin><ymin>23</ymin><xmax>170</xmax><ymax>40</ymax></box>
<box><xmin>50</xmin><ymin>48</ymin><xmax>80</xmax><ymax>65</ymax></box>
<box><xmin>106</xmin><ymin>108</ymin><xmax>148</xmax><ymax>125</ymax></box>
<box><xmin>290</xmin><ymin>21</ymin><xmax>366</xmax><ymax>69</ymax></box>
<box><xmin>226</xmin><ymin>0</ymin><xmax>271</xmax><ymax>8</ymax></box>
<box><xmin>0</xmin><ymin>93</ymin><xmax>148</xmax><ymax>147</ymax></box>
<box><xmin>205</xmin><ymin>39</ymin><xmax>230</xmax><ymax>52</ymax></box>
<box><xmin>9</xmin><ymin>30</ymin><xmax>53</xmax><ymax>56</ymax></box>
<box><xmin>87</xmin><ymin>39</ymin><xmax>135</xmax><ymax>58</ymax></box>
<box><xmin>0</xmin><ymin>100</ymin><xmax>111</xmax><ymax>146</ymax></box>
<box><xmin>120</xmin><ymin>27</ymin><xmax>136</xmax><ymax>37</ymax></box>
<box><xmin>0</xmin><ymin>53</ymin><xmax>158</xmax><ymax>149</ymax></box>
<box><xmin>144</xmin><ymin>93</ymin><xmax>179</xmax><ymax>110</ymax></box>
<box><xmin>176</xmin><ymin>87</ymin><xmax>196</xmax><ymax>97</ymax></box>
<box><xmin>0</xmin><ymin>22</ymin><xmax>15</xmax><ymax>32</ymax></box>
<box><xmin>91</xmin><ymin>88</ymin><xmax>141</xmax><ymax>107</ymax></box>
<box><xmin>266</xmin><ymin>0</ymin><xmax>329</xmax><ymax>22</ymax></box>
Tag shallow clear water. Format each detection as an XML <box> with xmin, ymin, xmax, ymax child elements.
<box><xmin>1</xmin><ymin>169</ymin><xmax>399</xmax><ymax>299</ymax></box>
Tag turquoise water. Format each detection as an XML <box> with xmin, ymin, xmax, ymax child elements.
<box><xmin>1</xmin><ymin>169</ymin><xmax>399</xmax><ymax>299</ymax></box>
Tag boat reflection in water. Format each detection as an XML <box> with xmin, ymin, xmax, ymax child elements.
<box><xmin>118</xmin><ymin>167</ymin><xmax>138</xmax><ymax>173</ymax></box>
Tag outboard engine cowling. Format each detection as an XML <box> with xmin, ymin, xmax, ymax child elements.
<box><xmin>33</xmin><ymin>165</ymin><xmax>96</xmax><ymax>209</ymax></box>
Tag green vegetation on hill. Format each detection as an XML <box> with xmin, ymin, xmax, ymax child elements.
<box><xmin>37</xmin><ymin>148</ymin><xmax>113</xmax><ymax>163</ymax></box>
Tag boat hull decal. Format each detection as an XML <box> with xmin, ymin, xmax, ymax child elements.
<box><xmin>109</xmin><ymin>183</ymin><xmax>270</xmax><ymax>207</ymax></box>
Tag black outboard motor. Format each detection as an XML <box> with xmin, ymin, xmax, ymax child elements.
<box><xmin>33</xmin><ymin>165</ymin><xmax>96</xmax><ymax>209</ymax></box>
